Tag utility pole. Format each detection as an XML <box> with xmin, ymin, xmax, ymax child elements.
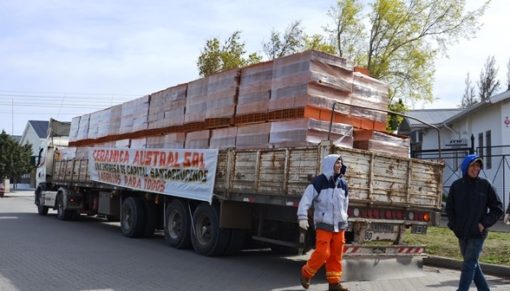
<box><xmin>11</xmin><ymin>97</ymin><xmax>14</xmax><ymax>135</ymax></box>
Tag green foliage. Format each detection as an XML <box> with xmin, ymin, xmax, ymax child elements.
<box><xmin>404</xmin><ymin>226</ymin><xmax>510</xmax><ymax>266</ymax></box>
<box><xmin>0</xmin><ymin>131</ymin><xmax>33</xmax><ymax>182</ymax></box>
<box><xmin>304</xmin><ymin>34</ymin><xmax>337</xmax><ymax>55</ymax></box>
<box><xmin>263</xmin><ymin>21</ymin><xmax>305</xmax><ymax>59</ymax></box>
<box><xmin>262</xmin><ymin>21</ymin><xmax>338</xmax><ymax>59</ymax></box>
<box><xmin>387</xmin><ymin>98</ymin><xmax>406</xmax><ymax>131</ymax></box>
<box><xmin>327</xmin><ymin>0</ymin><xmax>489</xmax><ymax>107</ymax></box>
<box><xmin>197</xmin><ymin>31</ymin><xmax>262</xmax><ymax>77</ymax></box>
<box><xmin>326</xmin><ymin>0</ymin><xmax>365</xmax><ymax>64</ymax></box>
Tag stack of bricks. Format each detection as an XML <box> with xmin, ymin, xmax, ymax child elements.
<box><xmin>235</xmin><ymin>61</ymin><xmax>273</xmax><ymax>124</ymax></box>
<box><xmin>147</xmin><ymin>133</ymin><xmax>185</xmax><ymax>149</ymax></box>
<box><xmin>353</xmin><ymin>129</ymin><xmax>410</xmax><ymax>157</ymax></box>
<box><xmin>269</xmin><ymin>118</ymin><xmax>353</xmax><ymax>148</ymax></box>
<box><xmin>184</xmin><ymin>78</ymin><xmax>208</xmax><ymax>126</ymax></box>
<box><xmin>148</xmin><ymin>84</ymin><xmax>187</xmax><ymax>130</ymax></box>
<box><xmin>68</xmin><ymin>50</ymin><xmax>409</xmax><ymax>157</ymax></box>
<box><xmin>205</xmin><ymin>69</ymin><xmax>239</xmax><ymax>127</ymax></box>
<box><xmin>119</xmin><ymin>96</ymin><xmax>149</xmax><ymax>134</ymax></box>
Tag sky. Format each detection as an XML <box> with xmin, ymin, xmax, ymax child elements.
<box><xmin>0</xmin><ymin>0</ymin><xmax>509</xmax><ymax>136</ymax></box>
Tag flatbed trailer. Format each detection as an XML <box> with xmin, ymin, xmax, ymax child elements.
<box><xmin>36</xmin><ymin>140</ymin><xmax>443</xmax><ymax>257</ymax></box>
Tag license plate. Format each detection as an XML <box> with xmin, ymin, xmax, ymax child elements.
<box><xmin>363</xmin><ymin>230</ymin><xmax>398</xmax><ymax>241</ymax></box>
<box><xmin>411</xmin><ymin>225</ymin><xmax>427</xmax><ymax>234</ymax></box>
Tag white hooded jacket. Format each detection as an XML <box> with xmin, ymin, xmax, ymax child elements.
<box><xmin>297</xmin><ymin>154</ymin><xmax>349</xmax><ymax>232</ymax></box>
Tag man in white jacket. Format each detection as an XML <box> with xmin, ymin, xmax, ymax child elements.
<box><xmin>297</xmin><ymin>154</ymin><xmax>349</xmax><ymax>291</ymax></box>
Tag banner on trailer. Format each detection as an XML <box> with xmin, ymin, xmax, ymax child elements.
<box><xmin>88</xmin><ymin>147</ymin><xmax>219</xmax><ymax>203</ymax></box>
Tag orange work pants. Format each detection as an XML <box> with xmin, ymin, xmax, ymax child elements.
<box><xmin>301</xmin><ymin>229</ymin><xmax>345</xmax><ymax>284</ymax></box>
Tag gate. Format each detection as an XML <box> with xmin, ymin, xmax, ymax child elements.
<box><xmin>412</xmin><ymin>144</ymin><xmax>510</xmax><ymax>210</ymax></box>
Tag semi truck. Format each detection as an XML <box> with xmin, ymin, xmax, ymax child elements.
<box><xmin>34</xmin><ymin>50</ymin><xmax>444</xmax><ymax>262</ymax></box>
<box><xmin>35</xmin><ymin>119</ymin><xmax>444</xmax><ymax>258</ymax></box>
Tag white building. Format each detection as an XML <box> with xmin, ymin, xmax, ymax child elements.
<box><xmin>18</xmin><ymin>120</ymin><xmax>50</xmax><ymax>188</ymax></box>
<box><xmin>18</xmin><ymin>119</ymin><xmax>70</xmax><ymax>188</ymax></box>
<box><xmin>400</xmin><ymin>90</ymin><xmax>510</xmax><ymax>208</ymax></box>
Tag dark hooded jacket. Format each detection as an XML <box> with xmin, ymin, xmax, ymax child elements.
<box><xmin>445</xmin><ymin>154</ymin><xmax>503</xmax><ymax>239</ymax></box>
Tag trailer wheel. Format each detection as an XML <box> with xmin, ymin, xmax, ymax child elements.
<box><xmin>120</xmin><ymin>196</ymin><xmax>145</xmax><ymax>238</ymax></box>
<box><xmin>164</xmin><ymin>199</ymin><xmax>191</xmax><ymax>249</ymax></box>
<box><xmin>191</xmin><ymin>203</ymin><xmax>231</xmax><ymax>256</ymax></box>
<box><xmin>35</xmin><ymin>188</ymin><xmax>48</xmax><ymax>216</ymax></box>
<box><xmin>56</xmin><ymin>193</ymin><xmax>74</xmax><ymax>220</ymax></box>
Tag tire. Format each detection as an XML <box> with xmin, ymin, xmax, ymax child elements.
<box><xmin>224</xmin><ymin>229</ymin><xmax>247</xmax><ymax>255</ymax></box>
<box><xmin>191</xmin><ymin>203</ymin><xmax>231</xmax><ymax>256</ymax></box>
<box><xmin>164</xmin><ymin>199</ymin><xmax>191</xmax><ymax>249</ymax></box>
<box><xmin>56</xmin><ymin>193</ymin><xmax>74</xmax><ymax>221</ymax></box>
<box><xmin>106</xmin><ymin>215</ymin><xmax>119</xmax><ymax>222</ymax></box>
<box><xmin>120</xmin><ymin>196</ymin><xmax>146</xmax><ymax>238</ymax></box>
<box><xmin>143</xmin><ymin>199</ymin><xmax>157</xmax><ymax>238</ymax></box>
<box><xmin>35</xmin><ymin>188</ymin><xmax>48</xmax><ymax>216</ymax></box>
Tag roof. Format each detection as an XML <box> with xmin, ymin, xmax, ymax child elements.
<box><xmin>28</xmin><ymin>120</ymin><xmax>49</xmax><ymax>138</ymax></box>
<box><xmin>443</xmin><ymin>89</ymin><xmax>510</xmax><ymax>124</ymax></box>
<box><xmin>405</xmin><ymin>108</ymin><xmax>462</xmax><ymax>127</ymax></box>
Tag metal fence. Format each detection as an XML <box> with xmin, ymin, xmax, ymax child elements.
<box><xmin>412</xmin><ymin>145</ymin><xmax>510</xmax><ymax>210</ymax></box>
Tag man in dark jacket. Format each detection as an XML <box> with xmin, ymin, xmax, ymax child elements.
<box><xmin>446</xmin><ymin>154</ymin><xmax>503</xmax><ymax>291</ymax></box>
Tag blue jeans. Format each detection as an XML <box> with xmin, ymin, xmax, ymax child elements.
<box><xmin>457</xmin><ymin>237</ymin><xmax>490</xmax><ymax>291</ymax></box>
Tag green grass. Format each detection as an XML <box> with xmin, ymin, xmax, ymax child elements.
<box><xmin>403</xmin><ymin>227</ymin><xmax>510</xmax><ymax>266</ymax></box>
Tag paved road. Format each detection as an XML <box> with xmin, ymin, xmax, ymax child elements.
<box><xmin>1</xmin><ymin>191</ymin><xmax>510</xmax><ymax>291</ymax></box>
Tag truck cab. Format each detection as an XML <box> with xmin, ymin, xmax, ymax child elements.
<box><xmin>34</xmin><ymin>119</ymin><xmax>71</xmax><ymax>215</ymax></box>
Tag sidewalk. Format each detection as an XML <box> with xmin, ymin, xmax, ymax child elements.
<box><xmin>1</xmin><ymin>189</ymin><xmax>34</xmax><ymax>197</ymax></box>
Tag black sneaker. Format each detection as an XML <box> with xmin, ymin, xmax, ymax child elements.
<box><xmin>300</xmin><ymin>273</ymin><xmax>310</xmax><ymax>289</ymax></box>
<box><xmin>328</xmin><ymin>283</ymin><xmax>349</xmax><ymax>291</ymax></box>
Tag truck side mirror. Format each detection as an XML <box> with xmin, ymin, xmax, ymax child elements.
<box><xmin>36</xmin><ymin>148</ymin><xmax>44</xmax><ymax>167</ymax></box>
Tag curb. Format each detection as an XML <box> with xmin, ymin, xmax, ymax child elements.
<box><xmin>423</xmin><ymin>256</ymin><xmax>510</xmax><ymax>279</ymax></box>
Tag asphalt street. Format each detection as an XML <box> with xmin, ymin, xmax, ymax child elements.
<box><xmin>1</xmin><ymin>190</ymin><xmax>510</xmax><ymax>291</ymax></box>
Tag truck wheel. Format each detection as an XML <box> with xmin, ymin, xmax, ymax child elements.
<box><xmin>191</xmin><ymin>203</ymin><xmax>231</xmax><ymax>256</ymax></box>
<box><xmin>164</xmin><ymin>199</ymin><xmax>191</xmax><ymax>249</ymax></box>
<box><xmin>224</xmin><ymin>229</ymin><xmax>247</xmax><ymax>255</ymax></box>
<box><xmin>56</xmin><ymin>193</ymin><xmax>74</xmax><ymax>220</ymax></box>
<box><xmin>35</xmin><ymin>188</ymin><xmax>48</xmax><ymax>216</ymax></box>
<box><xmin>143</xmin><ymin>199</ymin><xmax>157</xmax><ymax>238</ymax></box>
<box><xmin>120</xmin><ymin>196</ymin><xmax>146</xmax><ymax>238</ymax></box>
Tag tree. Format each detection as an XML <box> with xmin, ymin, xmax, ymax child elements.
<box><xmin>327</xmin><ymin>0</ymin><xmax>489</xmax><ymax>108</ymax></box>
<box><xmin>197</xmin><ymin>31</ymin><xmax>262</xmax><ymax>77</ymax></box>
<box><xmin>304</xmin><ymin>34</ymin><xmax>337</xmax><ymax>55</ymax></box>
<box><xmin>387</xmin><ymin>98</ymin><xmax>405</xmax><ymax>131</ymax></box>
<box><xmin>263</xmin><ymin>21</ymin><xmax>306</xmax><ymax>59</ymax></box>
<box><xmin>461</xmin><ymin>73</ymin><xmax>477</xmax><ymax>108</ymax></box>
<box><xmin>263</xmin><ymin>21</ymin><xmax>338</xmax><ymax>59</ymax></box>
<box><xmin>477</xmin><ymin>55</ymin><xmax>500</xmax><ymax>102</ymax></box>
<box><xmin>506</xmin><ymin>58</ymin><xmax>510</xmax><ymax>91</ymax></box>
<box><xmin>0</xmin><ymin>131</ymin><xmax>33</xmax><ymax>186</ymax></box>
<box><xmin>325</xmin><ymin>0</ymin><xmax>365</xmax><ymax>64</ymax></box>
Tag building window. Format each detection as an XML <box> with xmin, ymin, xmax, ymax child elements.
<box><xmin>478</xmin><ymin>132</ymin><xmax>483</xmax><ymax>157</ymax></box>
<box><xmin>485</xmin><ymin>130</ymin><xmax>492</xmax><ymax>169</ymax></box>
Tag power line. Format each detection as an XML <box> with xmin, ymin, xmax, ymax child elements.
<box><xmin>0</xmin><ymin>90</ymin><xmax>142</xmax><ymax>97</ymax></box>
